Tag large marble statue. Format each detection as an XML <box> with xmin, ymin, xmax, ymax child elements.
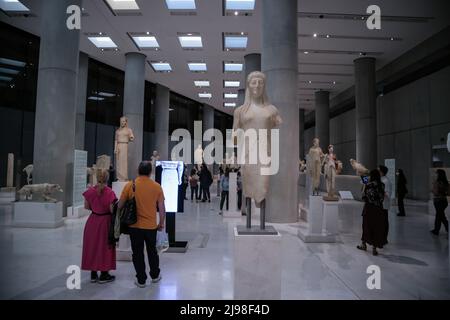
<box><xmin>18</xmin><ymin>183</ymin><xmax>63</xmax><ymax>202</ymax></box>
<box><xmin>233</xmin><ymin>71</ymin><xmax>282</xmax><ymax>230</ymax></box>
<box><xmin>322</xmin><ymin>145</ymin><xmax>339</xmax><ymax>201</ymax></box>
<box><xmin>350</xmin><ymin>158</ymin><xmax>369</xmax><ymax>176</ymax></box>
<box><xmin>307</xmin><ymin>138</ymin><xmax>324</xmax><ymax>196</ymax></box>
<box><xmin>23</xmin><ymin>164</ymin><xmax>33</xmax><ymax>185</ymax></box>
<box><xmin>194</xmin><ymin>144</ymin><xmax>204</xmax><ymax>165</ymax></box>
<box><xmin>114</xmin><ymin>117</ymin><xmax>134</xmax><ymax>182</ymax></box>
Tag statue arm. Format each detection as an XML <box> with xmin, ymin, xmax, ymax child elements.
<box><xmin>129</xmin><ymin>128</ymin><xmax>135</xmax><ymax>142</ymax></box>
<box><xmin>231</xmin><ymin>108</ymin><xmax>241</xmax><ymax>145</ymax></box>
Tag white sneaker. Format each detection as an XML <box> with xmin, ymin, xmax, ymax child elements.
<box><xmin>135</xmin><ymin>280</ymin><xmax>146</xmax><ymax>288</ymax></box>
<box><xmin>151</xmin><ymin>275</ymin><xmax>162</xmax><ymax>283</ymax></box>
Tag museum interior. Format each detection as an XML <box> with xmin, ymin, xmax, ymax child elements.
<box><xmin>0</xmin><ymin>0</ymin><xmax>450</xmax><ymax>300</ymax></box>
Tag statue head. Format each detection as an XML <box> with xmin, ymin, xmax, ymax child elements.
<box><xmin>152</xmin><ymin>150</ymin><xmax>158</xmax><ymax>157</ymax></box>
<box><xmin>120</xmin><ymin>116</ymin><xmax>128</xmax><ymax>128</ymax></box>
<box><xmin>313</xmin><ymin>138</ymin><xmax>320</xmax><ymax>147</ymax></box>
<box><xmin>328</xmin><ymin>144</ymin><xmax>334</xmax><ymax>153</ymax></box>
<box><xmin>242</xmin><ymin>71</ymin><xmax>270</xmax><ymax>110</ymax></box>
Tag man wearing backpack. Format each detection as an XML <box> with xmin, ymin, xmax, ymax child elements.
<box><xmin>118</xmin><ymin>161</ymin><xmax>166</xmax><ymax>288</ymax></box>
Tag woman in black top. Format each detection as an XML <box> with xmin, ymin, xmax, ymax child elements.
<box><xmin>430</xmin><ymin>169</ymin><xmax>449</xmax><ymax>236</ymax></box>
<box><xmin>357</xmin><ymin>169</ymin><xmax>387</xmax><ymax>256</ymax></box>
<box><xmin>199</xmin><ymin>164</ymin><xmax>213</xmax><ymax>202</ymax></box>
<box><xmin>396</xmin><ymin>169</ymin><xmax>408</xmax><ymax>216</ymax></box>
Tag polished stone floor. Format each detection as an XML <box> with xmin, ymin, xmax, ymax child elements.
<box><xmin>0</xmin><ymin>191</ymin><xmax>449</xmax><ymax>300</ymax></box>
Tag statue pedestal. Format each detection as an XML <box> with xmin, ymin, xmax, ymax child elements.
<box><xmin>13</xmin><ymin>201</ymin><xmax>64</xmax><ymax>228</ymax></box>
<box><xmin>0</xmin><ymin>187</ymin><xmax>16</xmax><ymax>204</ymax></box>
<box><xmin>233</xmin><ymin>227</ymin><xmax>282</xmax><ymax>299</ymax></box>
<box><xmin>298</xmin><ymin>196</ymin><xmax>337</xmax><ymax>243</ymax></box>
<box><xmin>112</xmin><ymin>181</ymin><xmax>132</xmax><ymax>261</ymax></box>
<box><xmin>66</xmin><ymin>205</ymin><xmax>90</xmax><ymax>219</ymax></box>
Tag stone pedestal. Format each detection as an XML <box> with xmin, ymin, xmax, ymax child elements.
<box><xmin>13</xmin><ymin>201</ymin><xmax>64</xmax><ymax>228</ymax></box>
<box><xmin>233</xmin><ymin>227</ymin><xmax>282</xmax><ymax>299</ymax></box>
<box><xmin>298</xmin><ymin>196</ymin><xmax>336</xmax><ymax>243</ymax></box>
<box><xmin>66</xmin><ymin>205</ymin><xmax>90</xmax><ymax>219</ymax></box>
<box><xmin>323</xmin><ymin>200</ymin><xmax>341</xmax><ymax>236</ymax></box>
<box><xmin>112</xmin><ymin>181</ymin><xmax>132</xmax><ymax>261</ymax></box>
<box><xmin>338</xmin><ymin>200</ymin><xmax>364</xmax><ymax>234</ymax></box>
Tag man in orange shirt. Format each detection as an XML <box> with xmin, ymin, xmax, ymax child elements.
<box><xmin>118</xmin><ymin>161</ymin><xmax>166</xmax><ymax>288</ymax></box>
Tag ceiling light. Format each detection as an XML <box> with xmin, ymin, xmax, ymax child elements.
<box><xmin>226</xmin><ymin>0</ymin><xmax>255</xmax><ymax>11</ymax></box>
<box><xmin>313</xmin><ymin>33</ymin><xmax>317</xmax><ymax>37</ymax></box>
<box><xmin>194</xmin><ymin>80</ymin><xmax>210</xmax><ymax>87</ymax></box>
<box><xmin>179</xmin><ymin>35</ymin><xmax>203</xmax><ymax>48</ymax></box>
<box><xmin>224</xmin><ymin>93</ymin><xmax>238</xmax><ymax>99</ymax></box>
<box><xmin>165</xmin><ymin>0</ymin><xmax>196</xmax><ymax>10</ymax></box>
<box><xmin>188</xmin><ymin>62</ymin><xmax>207</xmax><ymax>72</ymax></box>
<box><xmin>304</xmin><ymin>51</ymin><xmax>309</xmax><ymax>54</ymax></box>
<box><xmin>241</xmin><ymin>32</ymin><xmax>244</xmax><ymax>35</ymax></box>
<box><xmin>199</xmin><ymin>93</ymin><xmax>212</xmax><ymax>99</ymax></box>
<box><xmin>308</xmin><ymin>80</ymin><xmax>312</xmax><ymax>84</ymax></box>
<box><xmin>0</xmin><ymin>67</ymin><xmax>20</xmax><ymax>75</ymax></box>
<box><xmin>224</xmin><ymin>80</ymin><xmax>240</xmax><ymax>88</ymax></box>
<box><xmin>326</xmin><ymin>34</ymin><xmax>330</xmax><ymax>38</ymax></box>
<box><xmin>151</xmin><ymin>62</ymin><xmax>172</xmax><ymax>72</ymax></box>
<box><xmin>0</xmin><ymin>0</ymin><xmax>29</xmax><ymax>12</ymax></box>
<box><xmin>105</xmin><ymin>0</ymin><xmax>139</xmax><ymax>11</ymax></box>
<box><xmin>234</xmin><ymin>11</ymin><xmax>238</xmax><ymax>16</ymax></box>
<box><xmin>97</xmin><ymin>91</ymin><xmax>116</xmax><ymax>97</ymax></box>
<box><xmin>132</xmin><ymin>36</ymin><xmax>160</xmax><ymax>48</ymax></box>
<box><xmin>225</xmin><ymin>36</ymin><xmax>248</xmax><ymax>49</ymax></box>
<box><xmin>224</xmin><ymin>62</ymin><xmax>243</xmax><ymax>72</ymax></box>
<box><xmin>88</xmin><ymin>36</ymin><xmax>118</xmax><ymax>49</ymax></box>
<box><xmin>88</xmin><ymin>96</ymin><xmax>105</xmax><ymax>101</ymax></box>
<box><xmin>0</xmin><ymin>76</ymin><xmax>13</xmax><ymax>82</ymax></box>
<box><xmin>224</xmin><ymin>102</ymin><xmax>236</xmax><ymax>107</ymax></box>
<box><xmin>390</xmin><ymin>37</ymin><xmax>394</xmax><ymax>41</ymax></box>
<box><xmin>332</xmin><ymin>81</ymin><xmax>336</xmax><ymax>85</ymax></box>
<box><xmin>0</xmin><ymin>58</ymin><xmax>26</xmax><ymax>68</ymax></box>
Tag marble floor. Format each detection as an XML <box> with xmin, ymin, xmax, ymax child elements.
<box><xmin>0</xmin><ymin>191</ymin><xmax>449</xmax><ymax>300</ymax></box>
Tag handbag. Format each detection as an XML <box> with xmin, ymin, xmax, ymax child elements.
<box><xmin>120</xmin><ymin>180</ymin><xmax>137</xmax><ymax>225</ymax></box>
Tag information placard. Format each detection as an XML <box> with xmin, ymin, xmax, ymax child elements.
<box><xmin>156</xmin><ymin>161</ymin><xmax>183</xmax><ymax>213</ymax></box>
<box><xmin>73</xmin><ymin>150</ymin><xmax>87</xmax><ymax>207</ymax></box>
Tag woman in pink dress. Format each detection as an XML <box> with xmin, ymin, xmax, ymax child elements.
<box><xmin>81</xmin><ymin>169</ymin><xmax>117</xmax><ymax>283</ymax></box>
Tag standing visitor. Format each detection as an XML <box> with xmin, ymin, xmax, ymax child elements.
<box><xmin>430</xmin><ymin>169</ymin><xmax>449</xmax><ymax>236</ymax></box>
<box><xmin>237</xmin><ymin>171</ymin><xmax>243</xmax><ymax>210</ymax></box>
<box><xmin>118</xmin><ymin>161</ymin><xmax>166</xmax><ymax>288</ymax></box>
<box><xmin>357</xmin><ymin>169</ymin><xmax>387</xmax><ymax>256</ymax></box>
<box><xmin>200</xmin><ymin>164</ymin><xmax>213</xmax><ymax>202</ymax></box>
<box><xmin>219</xmin><ymin>169</ymin><xmax>230</xmax><ymax>214</ymax></box>
<box><xmin>189</xmin><ymin>169</ymin><xmax>199</xmax><ymax>202</ymax></box>
<box><xmin>81</xmin><ymin>169</ymin><xmax>117</xmax><ymax>284</ymax></box>
<box><xmin>396</xmin><ymin>169</ymin><xmax>408</xmax><ymax>216</ymax></box>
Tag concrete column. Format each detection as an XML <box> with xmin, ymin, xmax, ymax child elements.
<box><xmin>315</xmin><ymin>90</ymin><xmax>330</xmax><ymax>150</ymax></box>
<box><xmin>299</xmin><ymin>109</ymin><xmax>305</xmax><ymax>160</ymax></box>
<box><xmin>202</xmin><ymin>104</ymin><xmax>215</xmax><ymax>149</ymax></box>
<box><xmin>154</xmin><ymin>84</ymin><xmax>170</xmax><ymax>160</ymax></box>
<box><xmin>75</xmin><ymin>52</ymin><xmax>89</xmax><ymax>150</ymax></box>
<box><xmin>262</xmin><ymin>0</ymin><xmax>298</xmax><ymax>223</ymax></box>
<box><xmin>354</xmin><ymin>57</ymin><xmax>377</xmax><ymax>170</ymax></box>
<box><xmin>123</xmin><ymin>52</ymin><xmax>146</xmax><ymax>179</ymax></box>
<box><xmin>33</xmin><ymin>0</ymin><xmax>81</xmax><ymax>208</ymax></box>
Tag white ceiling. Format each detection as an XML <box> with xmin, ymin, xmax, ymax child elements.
<box><xmin>1</xmin><ymin>0</ymin><xmax>450</xmax><ymax>115</ymax></box>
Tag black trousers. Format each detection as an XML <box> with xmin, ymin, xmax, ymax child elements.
<box><xmin>129</xmin><ymin>227</ymin><xmax>160</xmax><ymax>283</ymax></box>
<box><xmin>191</xmin><ymin>186</ymin><xmax>198</xmax><ymax>200</ymax></box>
<box><xmin>433</xmin><ymin>198</ymin><xmax>449</xmax><ymax>233</ymax></box>
<box><xmin>398</xmin><ymin>195</ymin><xmax>406</xmax><ymax>215</ymax></box>
<box><xmin>220</xmin><ymin>191</ymin><xmax>229</xmax><ymax>211</ymax></box>
<box><xmin>202</xmin><ymin>185</ymin><xmax>211</xmax><ymax>201</ymax></box>
<box><xmin>237</xmin><ymin>190</ymin><xmax>242</xmax><ymax>210</ymax></box>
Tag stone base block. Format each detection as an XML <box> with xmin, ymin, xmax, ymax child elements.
<box><xmin>233</xmin><ymin>227</ymin><xmax>282</xmax><ymax>299</ymax></box>
<box><xmin>0</xmin><ymin>191</ymin><xmax>16</xmax><ymax>204</ymax></box>
<box><xmin>13</xmin><ymin>201</ymin><xmax>64</xmax><ymax>228</ymax></box>
<box><xmin>297</xmin><ymin>221</ymin><xmax>336</xmax><ymax>243</ymax></box>
<box><xmin>67</xmin><ymin>205</ymin><xmax>90</xmax><ymax>219</ymax></box>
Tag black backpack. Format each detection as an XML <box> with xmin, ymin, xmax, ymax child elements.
<box><xmin>120</xmin><ymin>180</ymin><xmax>137</xmax><ymax>226</ymax></box>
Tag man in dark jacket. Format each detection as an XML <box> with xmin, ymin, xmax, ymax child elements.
<box><xmin>199</xmin><ymin>164</ymin><xmax>213</xmax><ymax>202</ymax></box>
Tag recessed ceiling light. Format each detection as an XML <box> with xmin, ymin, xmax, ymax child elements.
<box><xmin>326</xmin><ymin>34</ymin><xmax>330</xmax><ymax>38</ymax></box>
<box><xmin>188</xmin><ymin>62</ymin><xmax>207</xmax><ymax>72</ymax></box>
<box><xmin>226</xmin><ymin>0</ymin><xmax>255</xmax><ymax>11</ymax></box>
<box><xmin>0</xmin><ymin>58</ymin><xmax>26</xmax><ymax>68</ymax></box>
<box><xmin>332</xmin><ymin>81</ymin><xmax>336</xmax><ymax>85</ymax></box>
<box><xmin>241</xmin><ymin>32</ymin><xmax>244</xmax><ymax>35</ymax></box>
<box><xmin>199</xmin><ymin>93</ymin><xmax>212</xmax><ymax>99</ymax></box>
<box><xmin>194</xmin><ymin>80</ymin><xmax>210</xmax><ymax>87</ymax></box>
<box><xmin>224</xmin><ymin>93</ymin><xmax>238</xmax><ymax>99</ymax></box>
<box><xmin>304</xmin><ymin>51</ymin><xmax>309</xmax><ymax>54</ymax></box>
<box><xmin>151</xmin><ymin>62</ymin><xmax>172</xmax><ymax>72</ymax></box>
<box><xmin>88</xmin><ymin>36</ymin><xmax>118</xmax><ymax>49</ymax></box>
<box><xmin>105</xmin><ymin>0</ymin><xmax>139</xmax><ymax>11</ymax></box>
<box><xmin>224</xmin><ymin>80</ymin><xmax>240</xmax><ymax>88</ymax></box>
<box><xmin>225</xmin><ymin>36</ymin><xmax>248</xmax><ymax>49</ymax></box>
<box><xmin>88</xmin><ymin>96</ymin><xmax>105</xmax><ymax>101</ymax></box>
<box><xmin>97</xmin><ymin>91</ymin><xmax>116</xmax><ymax>97</ymax></box>
<box><xmin>224</xmin><ymin>102</ymin><xmax>236</xmax><ymax>107</ymax></box>
<box><xmin>165</xmin><ymin>0</ymin><xmax>196</xmax><ymax>10</ymax></box>
<box><xmin>179</xmin><ymin>35</ymin><xmax>203</xmax><ymax>48</ymax></box>
<box><xmin>308</xmin><ymin>80</ymin><xmax>312</xmax><ymax>84</ymax></box>
<box><xmin>132</xmin><ymin>36</ymin><xmax>160</xmax><ymax>48</ymax></box>
<box><xmin>0</xmin><ymin>67</ymin><xmax>20</xmax><ymax>75</ymax></box>
<box><xmin>224</xmin><ymin>62</ymin><xmax>243</xmax><ymax>72</ymax></box>
<box><xmin>390</xmin><ymin>37</ymin><xmax>394</xmax><ymax>41</ymax></box>
<box><xmin>0</xmin><ymin>0</ymin><xmax>29</xmax><ymax>12</ymax></box>
<box><xmin>146</xmin><ymin>31</ymin><xmax>150</xmax><ymax>35</ymax></box>
<box><xmin>313</xmin><ymin>33</ymin><xmax>317</xmax><ymax>37</ymax></box>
